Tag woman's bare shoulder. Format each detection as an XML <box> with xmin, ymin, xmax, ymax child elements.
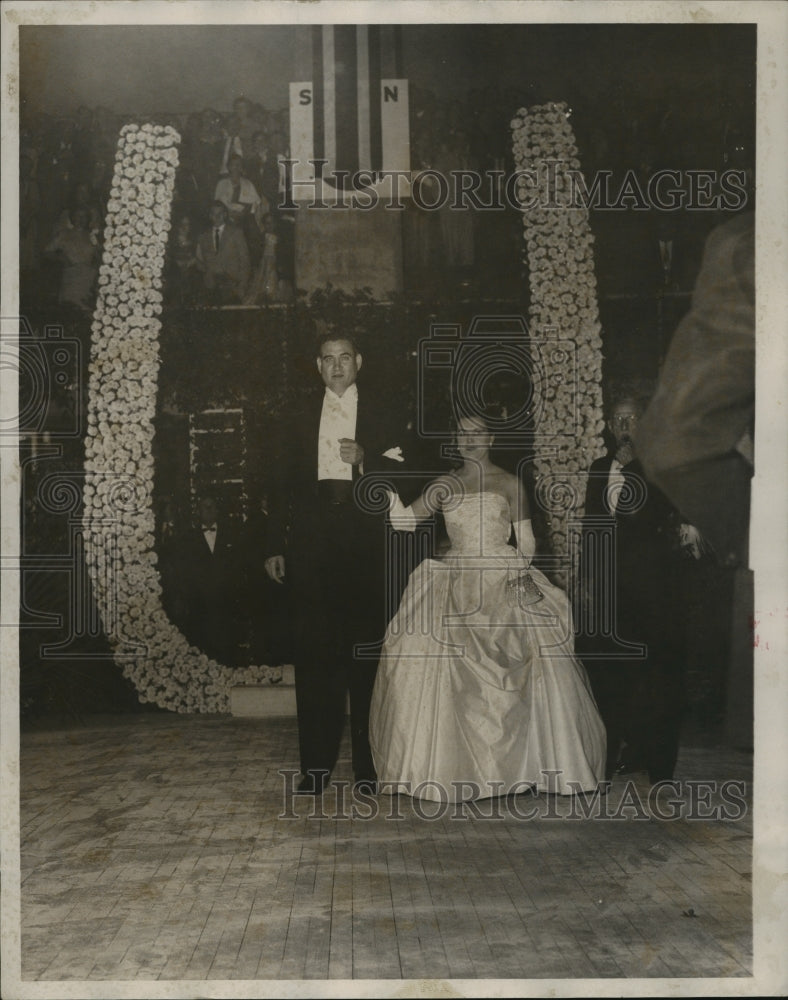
<box><xmin>487</xmin><ymin>468</ymin><xmax>531</xmax><ymax>514</ymax></box>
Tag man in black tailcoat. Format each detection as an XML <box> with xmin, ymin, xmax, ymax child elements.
<box><xmin>162</xmin><ymin>494</ymin><xmax>249</xmax><ymax>667</ymax></box>
<box><xmin>577</xmin><ymin>393</ymin><xmax>700</xmax><ymax>783</ymax></box>
<box><xmin>264</xmin><ymin>333</ymin><xmax>406</xmax><ymax>795</ymax></box>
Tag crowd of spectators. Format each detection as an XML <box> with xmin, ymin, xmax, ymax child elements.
<box><xmin>19</xmin><ymin>96</ymin><xmax>297</xmax><ymax>313</ymax></box>
<box><xmin>19</xmin><ymin>87</ymin><xmax>752</xmax><ymax>313</ymax></box>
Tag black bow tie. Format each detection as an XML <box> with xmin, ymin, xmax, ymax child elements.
<box><xmin>202</xmin><ymin>524</ymin><xmax>217</xmax><ymax>532</ymax></box>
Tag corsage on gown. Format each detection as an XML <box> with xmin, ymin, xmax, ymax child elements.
<box><xmin>369</xmin><ymin>491</ymin><xmax>606</xmax><ymax>801</ymax></box>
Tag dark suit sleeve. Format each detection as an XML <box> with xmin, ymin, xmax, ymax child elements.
<box><xmin>582</xmin><ymin>456</ymin><xmax>613</xmax><ymax>520</ymax></box>
<box><xmin>195</xmin><ymin>232</ymin><xmax>209</xmax><ymax>269</ymax></box>
<box><xmin>265</xmin><ymin>412</ymin><xmax>296</xmax><ymax>558</ymax></box>
<box><xmin>264</xmin><ymin>390</ymin><xmax>321</xmax><ymax>558</ymax></box>
<box><xmin>228</xmin><ymin>225</ymin><xmax>251</xmax><ymax>291</ymax></box>
<box><xmin>355</xmin><ymin>390</ymin><xmax>409</xmax><ymax>476</ymax></box>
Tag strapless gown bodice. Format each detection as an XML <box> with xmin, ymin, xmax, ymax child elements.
<box><xmin>442</xmin><ymin>491</ymin><xmax>516</xmax><ymax>557</ymax></box>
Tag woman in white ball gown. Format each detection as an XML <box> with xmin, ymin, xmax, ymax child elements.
<box><xmin>369</xmin><ymin>410</ymin><xmax>606</xmax><ymax>802</ymax></box>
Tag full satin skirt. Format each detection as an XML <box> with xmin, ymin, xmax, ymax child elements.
<box><xmin>369</xmin><ymin>555</ymin><xmax>606</xmax><ymax>802</ymax></box>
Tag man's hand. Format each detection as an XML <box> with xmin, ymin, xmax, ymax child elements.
<box><xmin>615</xmin><ymin>440</ymin><xmax>635</xmax><ymax>467</ymax></box>
<box><xmin>338</xmin><ymin>438</ymin><xmax>364</xmax><ymax>466</ymax></box>
<box><xmin>264</xmin><ymin>555</ymin><xmax>286</xmax><ymax>584</ymax></box>
<box><xmin>679</xmin><ymin>523</ymin><xmax>710</xmax><ymax>560</ymax></box>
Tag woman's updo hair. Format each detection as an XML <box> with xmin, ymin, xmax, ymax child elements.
<box><xmin>452</xmin><ymin>400</ymin><xmax>506</xmax><ymax>431</ymax></box>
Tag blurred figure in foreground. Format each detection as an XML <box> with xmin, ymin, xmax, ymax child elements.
<box><xmin>637</xmin><ymin>210</ymin><xmax>755</xmax><ymax>749</ymax></box>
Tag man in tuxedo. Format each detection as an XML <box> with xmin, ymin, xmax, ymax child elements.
<box><xmin>162</xmin><ymin>495</ymin><xmax>249</xmax><ymax>666</ymax></box>
<box><xmin>577</xmin><ymin>393</ymin><xmax>697</xmax><ymax>783</ymax></box>
<box><xmin>264</xmin><ymin>334</ymin><xmax>405</xmax><ymax>795</ymax></box>
<box><xmin>195</xmin><ymin>200</ymin><xmax>250</xmax><ymax>304</ymax></box>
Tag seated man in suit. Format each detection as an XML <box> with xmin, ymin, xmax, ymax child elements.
<box><xmin>195</xmin><ymin>200</ymin><xmax>251</xmax><ymax>304</ymax></box>
<box><xmin>161</xmin><ymin>494</ymin><xmax>250</xmax><ymax>666</ymax></box>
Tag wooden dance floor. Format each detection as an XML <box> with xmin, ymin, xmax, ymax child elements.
<box><xmin>16</xmin><ymin>712</ymin><xmax>753</xmax><ymax>988</ymax></box>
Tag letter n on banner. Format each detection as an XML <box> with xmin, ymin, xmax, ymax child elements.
<box><xmin>381</xmin><ymin>79</ymin><xmax>410</xmax><ymax>173</ymax></box>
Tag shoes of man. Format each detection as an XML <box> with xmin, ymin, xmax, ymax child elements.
<box><xmin>615</xmin><ymin>745</ymin><xmax>648</xmax><ymax>776</ymax></box>
<box><xmin>615</xmin><ymin>761</ymin><xmax>648</xmax><ymax>777</ymax></box>
<box><xmin>294</xmin><ymin>773</ymin><xmax>327</xmax><ymax>796</ymax></box>
<box><xmin>353</xmin><ymin>775</ymin><xmax>378</xmax><ymax>796</ymax></box>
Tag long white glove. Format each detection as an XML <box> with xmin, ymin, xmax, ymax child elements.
<box><xmin>388</xmin><ymin>491</ymin><xmax>417</xmax><ymax>531</ymax></box>
<box><xmin>513</xmin><ymin>518</ymin><xmax>536</xmax><ymax>567</ymax></box>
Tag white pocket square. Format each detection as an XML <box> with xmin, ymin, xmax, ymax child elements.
<box><xmin>382</xmin><ymin>446</ymin><xmax>405</xmax><ymax>462</ymax></box>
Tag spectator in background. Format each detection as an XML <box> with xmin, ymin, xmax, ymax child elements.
<box><xmin>244</xmin><ymin>211</ymin><xmax>280</xmax><ymax>305</ymax></box>
<box><xmin>51</xmin><ymin>181</ymin><xmax>103</xmax><ymax>244</ymax></box>
<box><xmin>166</xmin><ymin>214</ymin><xmax>200</xmax><ymax>307</ymax></box>
<box><xmin>214</xmin><ymin>154</ymin><xmax>265</xmax><ymax>261</ymax></box>
<box><xmin>72</xmin><ymin>104</ymin><xmax>98</xmax><ymax>181</ymax></box>
<box><xmin>215</xmin><ymin>151</ymin><xmax>263</xmax><ymax>211</ymax></box>
<box><xmin>178</xmin><ymin>111</ymin><xmax>208</xmax><ymax>214</ymax></box>
<box><xmin>246</xmin><ymin>131</ymin><xmax>278</xmax><ymax>209</ymax></box>
<box><xmin>88</xmin><ymin>155</ymin><xmax>112</xmax><ymax>208</ymax></box>
<box><xmin>190</xmin><ymin>108</ymin><xmax>227</xmax><ymax>209</ymax></box>
<box><xmin>195</xmin><ymin>200</ymin><xmax>250</xmax><ymax>304</ymax></box>
<box><xmin>221</xmin><ymin>96</ymin><xmax>261</xmax><ymax>174</ymax></box>
<box><xmin>265</xmin><ymin>128</ymin><xmax>295</xmax><ymax>282</ymax></box>
<box><xmin>20</xmin><ymin>112</ymin><xmax>47</xmax><ymax>183</ymax></box>
<box><xmin>45</xmin><ymin>205</ymin><xmax>98</xmax><ymax>312</ymax></box>
<box><xmin>38</xmin><ymin>117</ymin><xmax>78</xmax><ymax>232</ymax></box>
<box><xmin>91</xmin><ymin>106</ymin><xmax>118</xmax><ymax>166</ymax></box>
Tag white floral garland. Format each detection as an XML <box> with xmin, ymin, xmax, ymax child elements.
<box><xmin>82</xmin><ymin>123</ymin><xmax>279</xmax><ymax>713</ymax></box>
<box><xmin>510</xmin><ymin>102</ymin><xmax>607</xmax><ymax>575</ymax></box>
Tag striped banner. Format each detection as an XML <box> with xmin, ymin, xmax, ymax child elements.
<box><xmin>289</xmin><ymin>25</ymin><xmax>409</xmax><ymax>195</ymax></box>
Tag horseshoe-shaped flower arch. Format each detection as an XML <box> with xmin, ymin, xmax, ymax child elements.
<box><xmin>82</xmin><ymin>123</ymin><xmax>276</xmax><ymax>713</ymax></box>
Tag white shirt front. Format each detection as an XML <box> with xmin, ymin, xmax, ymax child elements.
<box><xmin>318</xmin><ymin>384</ymin><xmax>358</xmax><ymax>481</ymax></box>
<box><xmin>214</xmin><ymin>176</ymin><xmax>261</xmax><ymax>215</ymax></box>
<box><xmin>203</xmin><ymin>526</ymin><xmax>217</xmax><ymax>553</ymax></box>
<box><xmin>605</xmin><ymin>458</ymin><xmax>625</xmax><ymax>515</ymax></box>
